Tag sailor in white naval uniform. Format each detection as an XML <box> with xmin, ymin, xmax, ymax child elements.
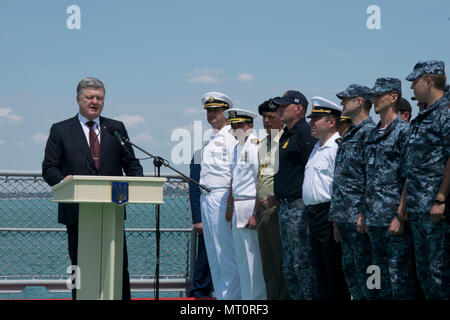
<box><xmin>225</xmin><ymin>108</ymin><xmax>267</xmax><ymax>300</ymax></box>
<box><xmin>199</xmin><ymin>92</ymin><xmax>241</xmax><ymax>300</ymax></box>
<box><xmin>303</xmin><ymin>96</ymin><xmax>348</xmax><ymax>300</ymax></box>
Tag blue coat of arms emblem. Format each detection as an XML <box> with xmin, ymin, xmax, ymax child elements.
<box><xmin>112</xmin><ymin>181</ymin><xmax>129</xmax><ymax>206</ymax></box>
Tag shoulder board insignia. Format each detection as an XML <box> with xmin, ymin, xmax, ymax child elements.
<box><xmin>251</xmin><ymin>138</ymin><xmax>260</xmax><ymax>144</ymax></box>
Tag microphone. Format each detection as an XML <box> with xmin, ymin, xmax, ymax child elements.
<box><xmin>106</xmin><ymin>124</ymin><xmax>137</xmax><ymax>160</ymax></box>
<box><xmin>107</xmin><ymin>125</ymin><xmax>127</xmax><ymax>146</ymax></box>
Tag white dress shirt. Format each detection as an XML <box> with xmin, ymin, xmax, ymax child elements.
<box><xmin>302</xmin><ymin>131</ymin><xmax>340</xmax><ymax>206</ymax></box>
<box><xmin>232</xmin><ymin>131</ymin><xmax>259</xmax><ymax>199</ymax></box>
<box><xmin>200</xmin><ymin>124</ymin><xmax>237</xmax><ymax>190</ymax></box>
<box><xmin>78</xmin><ymin>113</ymin><xmax>101</xmax><ymax>146</ymax></box>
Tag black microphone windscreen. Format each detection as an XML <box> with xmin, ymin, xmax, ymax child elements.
<box><xmin>106</xmin><ymin>124</ymin><xmax>121</xmax><ymax>135</ymax></box>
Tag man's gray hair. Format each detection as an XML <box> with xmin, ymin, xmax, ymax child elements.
<box><xmin>76</xmin><ymin>77</ymin><xmax>105</xmax><ymax>97</ymax></box>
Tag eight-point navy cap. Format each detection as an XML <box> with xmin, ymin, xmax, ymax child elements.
<box><xmin>406</xmin><ymin>60</ymin><xmax>445</xmax><ymax>81</ymax></box>
<box><xmin>336</xmin><ymin>84</ymin><xmax>373</xmax><ymax>101</ymax></box>
<box><xmin>371</xmin><ymin>77</ymin><xmax>402</xmax><ymax>95</ymax></box>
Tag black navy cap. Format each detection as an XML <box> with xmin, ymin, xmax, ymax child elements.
<box><xmin>258</xmin><ymin>97</ymin><xmax>280</xmax><ymax>115</ymax></box>
<box><xmin>272</xmin><ymin>90</ymin><xmax>308</xmax><ymax>108</ymax></box>
<box><xmin>397</xmin><ymin>98</ymin><xmax>412</xmax><ymax>112</ymax></box>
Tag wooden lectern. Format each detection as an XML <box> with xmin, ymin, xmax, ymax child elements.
<box><xmin>52</xmin><ymin>175</ymin><xmax>166</xmax><ymax>300</ymax></box>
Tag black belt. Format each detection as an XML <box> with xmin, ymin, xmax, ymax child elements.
<box><xmin>305</xmin><ymin>202</ymin><xmax>331</xmax><ymax>213</ymax></box>
<box><xmin>278</xmin><ymin>196</ymin><xmax>301</xmax><ymax>205</ymax></box>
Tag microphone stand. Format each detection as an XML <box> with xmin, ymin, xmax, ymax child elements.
<box><xmin>123</xmin><ymin>137</ymin><xmax>210</xmax><ymax>300</ymax></box>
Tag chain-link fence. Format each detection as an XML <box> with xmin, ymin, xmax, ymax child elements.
<box><xmin>0</xmin><ymin>171</ymin><xmax>195</xmax><ymax>294</ymax></box>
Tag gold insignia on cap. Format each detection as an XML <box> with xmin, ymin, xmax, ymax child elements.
<box><xmin>227</xmin><ymin>118</ymin><xmax>253</xmax><ymax>124</ymax></box>
<box><xmin>208</xmin><ymin>96</ymin><xmax>214</xmax><ymax>102</ymax></box>
<box><xmin>312</xmin><ymin>108</ymin><xmax>331</xmax><ymax>113</ymax></box>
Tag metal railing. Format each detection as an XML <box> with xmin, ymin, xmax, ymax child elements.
<box><xmin>0</xmin><ymin>171</ymin><xmax>196</xmax><ymax>296</ymax></box>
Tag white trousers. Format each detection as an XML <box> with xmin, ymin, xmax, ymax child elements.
<box><xmin>200</xmin><ymin>190</ymin><xmax>241</xmax><ymax>300</ymax></box>
<box><xmin>232</xmin><ymin>216</ymin><xmax>267</xmax><ymax>300</ymax></box>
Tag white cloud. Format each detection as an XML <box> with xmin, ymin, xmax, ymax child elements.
<box><xmin>237</xmin><ymin>73</ymin><xmax>255</xmax><ymax>82</ymax></box>
<box><xmin>173</xmin><ymin>123</ymin><xmax>196</xmax><ymax>133</ymax></box>
<box><xmin>114</xmin><ymin>114</ymin><xmax>145</xmax><ymax>127</ymax></box>
<box><xmin>185</xmin><ymin>68</ymin><xmax>224</xmax><ymax>83</ymax></box>
<box><xmin>184</xmin><ymin>107</ymin><xmax>202</xmax><ymax>116</ymax></box>
<box><xmin>0</xmin><ymin>108</ymin><xmax>23</xmax><ymax>124</ymax></box>
<box><xmin>132</xmin><ymin>132</ymin><xmax>155</xmax><ymax>144</ymax></box>
<box><xmin>33</xmin><ymin>133</ymin><xmax>48</xmax><ymax>144</ymax></box>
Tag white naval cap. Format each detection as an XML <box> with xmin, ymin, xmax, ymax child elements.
<box><xmin>201</xmin><ymin>91</ymin><xmax>233</xmax><ymax>109</ymax></box>
<box><xmin>224</xmin><ymin>108</ymin><xmax>258</xmax><ymax>124</ymax></box>
<box><xmin>307</xmin><ymin>96</ymin><xmax>342</xmax><ymax>118</ymax></box>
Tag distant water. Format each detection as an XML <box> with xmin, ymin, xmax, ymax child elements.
<box><xmin>0</xmin><ymin>286</ymin><xmax>183</xmax><ymax>300</ymax></box>
<box><xmin>0</xmin><ymin>195</ymin><xmax>194</xmax><ymax>300</ymax></box>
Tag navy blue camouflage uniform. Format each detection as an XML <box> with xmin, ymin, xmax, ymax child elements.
<box><xmin>403</xmin><ymin>60</ymin><xmax>450</xmax><ymax>300</ymax></box>
<box><xmin>364</xmin><ymin>78</ymin><xmax>416</xmax><ymax>300</ymax></box>
<box><xmin>329</xmin><ymin>84</ymin><xmax>376</xmax><ymax>300</ymax></box>
<box><xmin>273</xmin><ymin>91</ymin><xmax>319</xmax><ymax>300</ymax></box>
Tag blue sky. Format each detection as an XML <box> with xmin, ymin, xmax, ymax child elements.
<box><xmin>0</xmin><ymin>0</ymin><xmax>449</xmax><ymax>174</ymax></box>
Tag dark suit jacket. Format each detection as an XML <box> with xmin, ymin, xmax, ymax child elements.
<box><xmin>42</xmin><ymin>114</ymin><xmax>143</xmax><ymax>226</ymax></box>
<box><xmin>189</xmin><ymin>150</ymin><xmax>202</xmax><ymax>224</ymax></box>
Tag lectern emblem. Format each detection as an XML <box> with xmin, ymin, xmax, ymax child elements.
<box><xmin>112</xmin><ymin>182</ymin><xmax>129</xmax><ymax>206</ymax></box>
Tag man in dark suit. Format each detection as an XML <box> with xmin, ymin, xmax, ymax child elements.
<box><xmin>42</xmin><ymin>77</ymin><xmax>143</xmax><ymax>300</ymax></box>
<box><xmin>187</xmin><ymin>150</ymin><xmax>213</xmax><ymax>297</ymax></box>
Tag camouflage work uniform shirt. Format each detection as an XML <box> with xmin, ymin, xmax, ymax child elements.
<box><xmin>364</xmin><ymin>115</ymin><xmax>409</xmax><ymax>227</ymax></box>
<box><xmin>329</xmin><ymin>117</ymin><xmax>376</xmax><ymax>224</ymax></box>
<box><xmin>402</xmin><ymin>95</ymin><xmax>450</xmax><ymax>220</ymax></box>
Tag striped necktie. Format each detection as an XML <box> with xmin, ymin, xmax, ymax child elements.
<box><xmin>86</xmin><ymin>121</ymin><xmax>100</xmax><ymax>169</ymax></box>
